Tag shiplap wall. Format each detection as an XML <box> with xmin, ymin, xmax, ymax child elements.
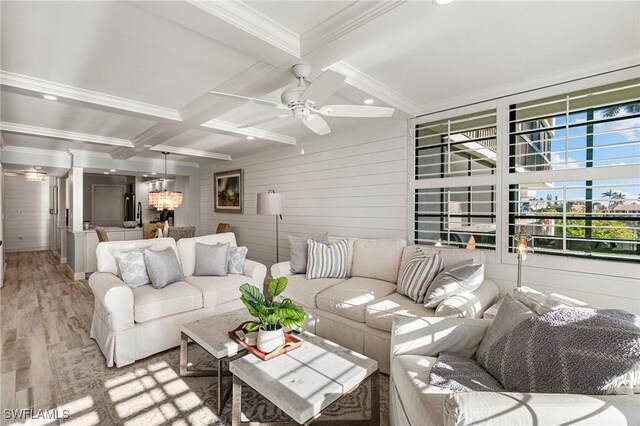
<box><xmin>4</xmin><ymin>175</ymin><xmax>51</xmax><ymax>252</ymax></box>
<box><xmin>199</xmin><ymin>120</ymin><xmax>639</xmax><ymax>313</ymax></box>
<box><xmin>200</xmin><ymin>120</ymin><xmax>408</xmax><ymax>267</ymax></box>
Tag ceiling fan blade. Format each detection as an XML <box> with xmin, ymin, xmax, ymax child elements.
<box><xmin>303</xmin><ymin>115</ymin><xmax>331</xmax><ymax>135</ymax></box>
<box><xmin>301</xmin><ymin>70</ymin><xmax>345</xmax><ymax>105</ymax></box>
<box><xmin>319</xmin><ymin>105</ymin><xmax>395</xmax><ymax>118</ymax></box>
<box><xmin>239</xmin><ymin>113</ymin><xmax>291</xmax><ymax>129</ymax></box>
<box><xmin>208</xmin><ymin>91</ymin><xmax>287</xmax><ymax>109</ymax></box>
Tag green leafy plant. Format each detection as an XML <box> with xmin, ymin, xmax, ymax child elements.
<box><xmin>239</xmin><ymin>277</ymin><xmax>305</xmax><ymax>332</ymax></box>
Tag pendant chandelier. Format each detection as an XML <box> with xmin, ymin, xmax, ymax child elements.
<box><xmin>148</xmin><ymin>152</ymin><xmax>183</xmax><ymax>211</ymax></box>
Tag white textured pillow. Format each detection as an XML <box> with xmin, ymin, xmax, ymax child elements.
<box><xmin>397</xmin><ymin>249</ymin><xmax>444</xmax><ymax>303</ymax></box>
<box><xmin>424</xmin><ymin>263</ymin><xmax>484</xmax><ymax>308</ymax></box>
<box><xmin>306</xmin><ymin>239</ymin><xmax>348</xmax><ymax>280</ymax></box>
<box><xmin>228</xmin><ymin>246</ymin><xmax>248</xmax><ymax>274</ymax></box>
<box><xmin>114</xmin><ymin>250</ymin><xmax>151</xmax><ymax>289</ymax></box>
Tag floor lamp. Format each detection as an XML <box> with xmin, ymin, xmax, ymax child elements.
<box><xmin>257</xmin><ymin>190</ymin><xmax>284</xmax><ymax>263</ymax></box>
<box><xmin>514</xmin><ymin>226</ymin><xmax>532</xmax><ymax>288</ymax></box>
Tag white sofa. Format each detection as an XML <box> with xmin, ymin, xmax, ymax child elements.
<box><xmin>389</xmin><ymin>291</ymin><xmax>640</xmax><ymax>426</ymax></box>
<box><xmin>271</xmin><ymin>238</ymin><xmax>499</xmax><ymax>374</ymax></box>
<box><xmin>89</xmin><ymin>232</ymin><xmax>266</xmax><ymax>367</ymax></box>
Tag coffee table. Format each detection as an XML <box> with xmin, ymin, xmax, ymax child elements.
<box><xmin>229</xmin><ymin>331</ymin><xmax>380</xmax><ymax>425</ymax></box>
<box><xmin>180</xmin><ymin>308</ymin><xmax>253</xmax><ymax>415</ymax></box>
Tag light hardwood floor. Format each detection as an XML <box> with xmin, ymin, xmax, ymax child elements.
<box><xmin>1</xmin><ymin>251</ymin><xmax>94</xmax><ymax>413</ymax></box>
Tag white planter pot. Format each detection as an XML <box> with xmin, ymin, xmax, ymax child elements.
<box><xmin>257</xmin><ymin>328</ymin><xmax>285</xmax><ymax>354</ymax></box>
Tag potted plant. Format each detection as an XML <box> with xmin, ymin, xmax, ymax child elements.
<box><xmin>239</xmin><ymin>277</ymin><xmax>306</xmax><ymax>353</ymax></box>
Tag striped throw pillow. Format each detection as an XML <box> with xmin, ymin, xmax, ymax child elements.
<box><xmin>397</xmin><ymin>249</ymin><xmax>444</xmax><ymax>303</ymax></box>
<box><xmin>306</xmin><ymin>239</ymin><xmax>349</xmax><ymax>280</ymax></box>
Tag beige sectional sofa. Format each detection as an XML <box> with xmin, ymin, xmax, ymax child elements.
<box><xmin>271</xmin><ymin>237</ymin><xmax>499</xmax><ymax>374</ymax></box>
<box><xmin>89</xmin><ymin>232</ymin><xmax>266</xmax><ymax>367</ymax></box>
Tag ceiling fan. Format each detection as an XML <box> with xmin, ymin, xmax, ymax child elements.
<box><xmin>209</xmin><ymin>64</ymin><xmax>395</xmax><ymax>136</ymax></box>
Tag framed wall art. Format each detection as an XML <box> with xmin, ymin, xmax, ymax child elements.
<box><xmin>214</xmin><ymin>169</ymin><xmax>243</xmax><ymax>213</ymax></box>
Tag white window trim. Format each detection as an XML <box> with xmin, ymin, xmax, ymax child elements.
<box><xmin>409</xmin><ymin>67</ymin><xmax>640</xmax><ymax>280</ymax></box>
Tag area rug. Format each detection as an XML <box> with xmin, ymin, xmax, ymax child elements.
<box><xmin>51</xmin><ymin>343</ymin><xmax>389</xmax><ymax>425</ymax></box>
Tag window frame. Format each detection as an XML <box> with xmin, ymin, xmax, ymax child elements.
<box><xmin>409</xmin><ymin>67</ymin><xmax>639</xmax><ymax>279</ymax></box>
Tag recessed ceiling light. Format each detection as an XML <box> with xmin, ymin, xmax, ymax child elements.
<box><xmin>151</xmin><ymin>172</ymin><xmax>157</xmax><ymax>175</ymax></box>
<box><xmin>42</xmin><ymin>94</ymin><xmax>58</xmax><ymax>101</ymax></box>
<box><xmin>142</xmin><ymin>174</ymin><xmax>148</xmax><ymax>177</ymax></box>
<box><xmin>103</xmin><ymin>172</ymin><xmax>109</xmax><ymax>175</ymax></box>
<box><xmin>363</xmin><ymin>99</ymin><xmax>375</xmax><ymax>105</ymax></box>
<box><xmin>34</xmin><ymin>166</ymin><xmax>42</xmax><ymax>170</ymax></box>
<box><xmin>246</xmin><ymin>136</ymin><xmax>255</xmax><ymax>140</ymax></box>
<box><xmin>110</xmin><ymin>169</ymin><xmax>116</xmax><ymax>172</ymax></box>
<box><xmin>433</xmin><ymin>0</ymin><xmax>454</xmax><ymax>5</ymax></box>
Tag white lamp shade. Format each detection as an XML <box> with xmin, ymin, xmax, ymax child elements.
<box><xmin>257</xmin><ymin>192</ymin><xmax>283</xmax><ymax>215</ymax></box>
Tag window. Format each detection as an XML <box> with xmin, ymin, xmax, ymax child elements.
<box><xmin>508</xmin><ymin>78</ymin><xmax>640</xmax><ymax>261</ymax></box>
<box><xmin>411</xmin><ymin>74</ymin><xmax>639</xmax><ymax>264</ymax></box>
<box><xmin>413</xmin><ymin>110</ymin><xmax>497</xmax><ymax>249</ymax></box>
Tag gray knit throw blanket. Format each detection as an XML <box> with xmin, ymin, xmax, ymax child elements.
<box><xmin>481</xmin><ymin>307</ymin><xmax>640</xmax><ymax>395</ymax></box>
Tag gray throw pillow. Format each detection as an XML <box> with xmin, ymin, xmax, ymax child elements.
<box><xmin>288</xmin><ymin>233</ymin><xmax>329</xmax><ymax>273</ymax></box>
<box><xmin>475</xmin><ymin>294</ymin><xmax>535</xmax><ymax>366</ymax></box>
<box><xmin>424</xmin><ymin>263</ymin><xmax>485</xmax><ymax>308</ymax></box>
<box><xmin>143</xmin><ymin>247</ymin><xmax>184</xmax><ymax>289</ymax></box>
<box><xmin>114</xmin><ymin>249</ymin><xmax>151</xmax><ymax>289</ymax></box>
<box><xmin>194</xmin><ymin>242</ymin><xmax>229</xmax><ymax>276</ymax></box>
<box><xmin>227</xmin><ymin>246</ymin><xmax>248</xmax><ymax>274</ymax></box>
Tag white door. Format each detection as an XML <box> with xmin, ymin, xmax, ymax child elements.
<box><xmin>92</xmin><ymin>185</ymin><xmax>124</xmax><ymax>226</ymax></box>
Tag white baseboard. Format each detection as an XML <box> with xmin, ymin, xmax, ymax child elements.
<box><xmin>65</xmin><ymin>264</ymin><xmax>85</xmax><ymax>281</ymax></box>
<box><xmin>60</xmin><ymin>257</ymin><xmax>67</xmax><ymax>264</ymax></box>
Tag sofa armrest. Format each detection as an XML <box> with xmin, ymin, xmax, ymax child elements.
<box><xmin>88</xmin><ymin>272</ymin><xmax>134</xmax><ymax>331</ymax></box>
<box><xmin>244</xmin><ymin>259</ymin><xmax>267</xmax><ymax>285</ymax></box>
<box><xmin>391</xmin><ymin>317</ymin><xmax>490</xmax><ymax>361</ymax></box>
<box><xmin>444</xmin><ymin>392</ymin><xmax>640</xmax><ymax>426</ymax></box>
<box><xmin>271</xmin><ymin>261</ymin><xmax>294</xmax><ymax>279</ymax></box>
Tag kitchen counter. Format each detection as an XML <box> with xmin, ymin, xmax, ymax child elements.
<box><xmin>81</xmin><ymin>226</ymin><xmax>142</xmax><ymax>233</ymax></box>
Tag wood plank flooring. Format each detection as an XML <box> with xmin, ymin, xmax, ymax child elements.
<box><xmin>1</xmin><ymin>251</ymin><xmax>94</xmax><ymax>414</ymax></box>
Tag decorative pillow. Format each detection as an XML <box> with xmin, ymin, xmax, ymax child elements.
<box><xmin>114</xmin><ymin>250</ymin><xmax>151</xmax><ymax>289</ymax></box>
<box><xmin>481</xmin><ymin>307</ymin><xmax>640</xmax><ymax>395</ymax></box>
<box><xmin>306</xmin><ymin>239</ymin><xmax>348</xmax><ymax>280</ymax></box>
<box><xmin>143</xmin><ymin>247</ymin><xmax>184</xmax><ymax>289</ymax></box>
<box><xmin>288</xmin><ymin>233</ymin><xmax>329</xmax><ymax>273</ymax></box>
<box><xmin>228</xmin><ymin>246</ymin><xmax>248</xmax><ymax>274</ymax></box>
<box><xmin>194</xmin><ymin>242</ymin><xmax>229</xmax><ymax>276</ymax></box>
<box><xmin>396</xmin><ymin>249</ymin><xmax>443</xmax><ymax>303</ymax></box>
<box><xmin>424</xmin><ymin>263</ymin><xmax>485</xmax><ymax>308</ymax></box>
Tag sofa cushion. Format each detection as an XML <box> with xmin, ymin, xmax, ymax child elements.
<box><xmin>391</xmin><ymin>355</ymin><xmax>451</xmax><ymax>426</ymax></box>
<box><xmin>185</xmin><ymin>275</ymin><xmax>249</xmax><ymax>308</ymax></box>
<box><xmin>398</xmin><ymin>246</ymin><xmax>484</xmax><ymax>282</ymax></box>
<box><xmin>177</xmin><ymin>233</ymin><xmax>238</xmax><ymax>277</ymax></box>
<box><xmin>351</xmin><ymin>238</ymin><xmax>406</xmax><ymax>283</ymax></box>
<box><xmin>279</xmin><ymin>274</ymin><xmax>346</xmax><ymax>309</ymax></box>
<box><xmin>132</xmin><ymin>280</ymin><xmax>202</xmax><ymax>323</ymax></box>
<box><xmin>97</xmin><ymin>237</ymin><xmax>178</xmax><ymax>276</ymax></box>
<box><xmin>365</xmin><ymin>292</ymin><xmax>435</xmax><ymax>332</ymax></box>
<box><xmin>316</xmin><ymin>277</ymin><xmax>396</xmax><ymax>323</ymax></box>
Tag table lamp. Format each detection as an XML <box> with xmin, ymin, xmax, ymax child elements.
<box><xmin>514</xmin><ymin>226</ymin><xmax>532</xmax><ymax>288</ymax></box>
<box><xmin>257</xmin><ymin>190</ymin><xmax>284</xmax><ymax>263</ymax></box>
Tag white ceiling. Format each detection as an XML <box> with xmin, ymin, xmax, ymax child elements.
<box><xmin>1</xmin><ymin>0</ymin><xmax>638</xmax><ymax>171</ymax></box>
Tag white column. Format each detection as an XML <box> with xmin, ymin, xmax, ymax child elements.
<box><xmin>69</xmin><ymin>167</ymin><xmax>84</xmax><ymax>232</ymax></box>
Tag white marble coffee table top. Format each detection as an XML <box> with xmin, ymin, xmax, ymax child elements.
<box><xmin>229</xmin><ymin>331</ymin><xmax>378</xmax><ymax>425</ymax></box>
<box><xmin>181</xmin><ymin>308</ymin><xmax>254</xmax><ymax>359</ymax></box>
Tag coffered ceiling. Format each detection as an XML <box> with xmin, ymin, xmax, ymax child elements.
<box><xmin>1</xmin><ymin>0</ymin><xmax>638</xmax><ymax>167</ymax></box>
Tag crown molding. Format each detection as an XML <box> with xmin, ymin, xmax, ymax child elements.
<box><xmin>127</xmin><ymin>155</ymin><xmax>200</xmax><ymax>168</ymax></box>
<box><xmin>201</xmin><ymin>119</ymin><xmax>297</xmax><ymax>145</ymax></box>
<box><xmin>67</xmin><ymin>149</ymin><xmax>112</xmax><ymax>159</ymax></box>
<box><xmin>0</xmin><ymin>122</ymin><xmax>134</xmax><ymax>148</ymax></box>
<box><xmin>328</xmin><ymin>61</ymin><xmax>420</xmax><ymax>115</ymax></box>
<box><xmin>301</xmin><ymin>1</ymin><xmax>406</xmax><ymax>56</ymax></box>
<box><xmin>185</xmin><ymin>0</ymin><xmax>300</xmax><ymax>57</ymax></box>
<box><xmin>0</xmin><ymin>70</ymin><xmax>182</xmax><ymax>122</ymax></box>
<box><xmin>149</xmin><ymin>144</ymin><xmax>232</xmax><ymax>161</ymax></box>
<box><xmin>1</xmin><ymin>145</ymin><xmax>71</xmax><ymax>159</ymax></box>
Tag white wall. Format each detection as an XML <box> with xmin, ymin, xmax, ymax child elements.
<box><xmin>4</xmin><ymin>175</ymin><xmax>51</xmax><ymax>252</ymax></box>
<box><xmin>201</xmin><ymin>120</ymin><xmax>408</xmax><ymax>267</ymax></box>
<box><xmin>199</xmin><ymin>118</ymin><xmax>639</xmax><ymax>313</ymax></box>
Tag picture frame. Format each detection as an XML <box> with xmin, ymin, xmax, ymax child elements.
<box><xmin>214</xmin><ymin>169</ymin><xmax>243</xmax><ymax>214</ymax></box>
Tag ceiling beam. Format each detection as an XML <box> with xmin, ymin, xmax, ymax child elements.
<box><xmin>0</xmin><ymin>122</ymin><xmax>134</xmax><ymax>148</ymax></box>
<box><xmin>200</xmin><ymin>119</ymin><xmax>296</xmax><ymax>145</ymax></box>
<box><xmin>0</xmin><ymin>70</ymin><xmax>182</xmax><ymax>122</ymax></box>
<box><xmin>149</xmin><ymin>145</ymin><xmax>232</xmax><ymax>161</ymax></box>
